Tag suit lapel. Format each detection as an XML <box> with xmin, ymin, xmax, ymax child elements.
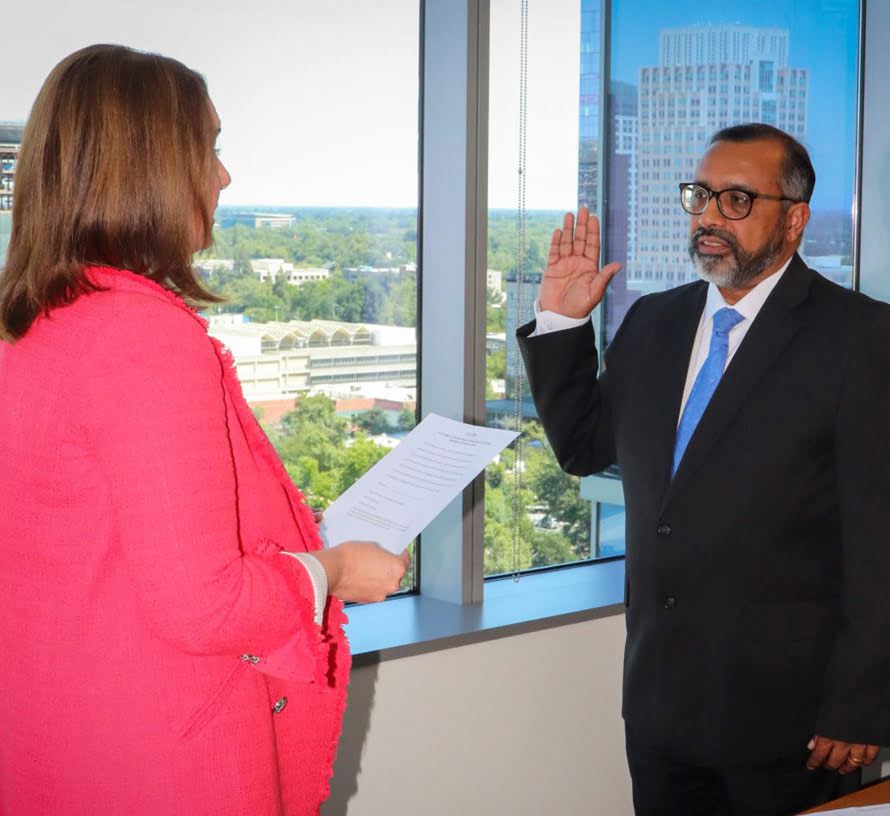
<box><xmin>643</xmin><ymin>283</ymin><xmax>708</xmax><ymax>501</ymax></box>
<box><xmin>661</xmin><ymin>255</ymin><xmax>814</xmax><ymax>508</ymax></box>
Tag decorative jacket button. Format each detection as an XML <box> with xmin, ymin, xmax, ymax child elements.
<box><xmin>663</xmin><ymin>597</ymin><xmax>676</xmax><ymax>610</ymax></box>
<box><xmin>656</xmin><ymin>524</ymin><xmax>672</xmax><ymax>536</ymax></box>
<box><xmin>272</xmin><ymin>696</ymin><xmax>288</xmax><ymax>715</ymax></box>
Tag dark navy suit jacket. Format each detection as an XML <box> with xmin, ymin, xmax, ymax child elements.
<box><xmin>518</xmin><ymin>254</ymin><xmax>890</xmax><ymax>765</ymax></box>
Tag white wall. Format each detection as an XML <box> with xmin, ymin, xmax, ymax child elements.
<box><xmin>326</xmin><ymin>612</ymin><xmax>633</xmax><ymax>816</ymax></box>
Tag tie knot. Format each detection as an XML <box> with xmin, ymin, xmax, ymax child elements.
<box><xmin>712</xmin><ymin>307</ymin><xmax>743</xmax><ymax>336</ymax></box>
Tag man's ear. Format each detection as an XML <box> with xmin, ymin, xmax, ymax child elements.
<box><xmin>786</xmin><ymin>201</ymin><xmax>810</xmax><ymax>245</ymax></box>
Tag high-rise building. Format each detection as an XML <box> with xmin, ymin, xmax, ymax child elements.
<box><xmin>578</xmin><ymin>0</ymin><xmax>602</xmax><ymax>209</ymax></box>
<box><xmin>607</xmin><ymin>81</ymin><xmax>639</xmax><ymax>267</ymax></box>
<box><xmin>659</xmin><ymin>25</ymin><xmax>789</xmax><ymax>69</ymax></box>
<box><xmin>504</xmin><ymin>271</ymin><xmax>540</xmax><ymax>396</ymax></box>
<box><xmin>0</xmin><ymin>123</ymin><xmax>23</xmax><ymax>263</ymax></box>
<box><xmin>629</xmin><ymin>25</ymin><xmax>807</xmax><ymax>292</ymax></box>
<box><xmin>602</xmin><ymin>80</ymin><xmax>640</xmax><ymax>341</ymax></box>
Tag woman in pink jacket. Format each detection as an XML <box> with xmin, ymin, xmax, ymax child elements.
<box><xmin>0</xmin><ymin>44</ymin><xmax>408</xmax><ymax>815</ymax></box>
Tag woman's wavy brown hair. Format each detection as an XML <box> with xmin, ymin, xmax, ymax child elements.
<box><xmin>0</xmin><ymin>44</ymin><xmax>223</xmax><ymax>341</ymax></box>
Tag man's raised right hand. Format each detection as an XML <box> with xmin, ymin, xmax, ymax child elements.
<box><xmin>538</xmin><ymin>206</ymin><xmax>621</xmax><ymax>319</ymax></box>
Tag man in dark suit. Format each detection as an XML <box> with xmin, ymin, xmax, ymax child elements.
<box><xmin>518</xmin><ymin>123</ymin><xmax>890</xmax><ymax>815</ymax></box>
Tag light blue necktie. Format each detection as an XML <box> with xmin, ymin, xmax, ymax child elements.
<box><xmin>671</xmin><ymin>307</ymin><xmax>744</xmax><ymax>476</ymax></box>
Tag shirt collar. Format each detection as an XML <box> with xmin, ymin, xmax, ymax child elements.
<box><xmin>704</xmin><ymin>254</ymin><xmax>793</xmax><ymax>327</ymax></box>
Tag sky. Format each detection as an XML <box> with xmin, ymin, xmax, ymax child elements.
<box><xmin>0</xmin><ymin>0</ymin><xmax>424</xmax><ymax>208</ymax></box>
<box><xmin>611</xmin><ymin>0</ymin><xmax>860</xmax><ymax>213</ymax></box>
<box><xmin>1</xmin><ymin>0</ymin><xmax>859</xmax><ymax>212</ymax></box>
<box><xmin>0</xmin><ymin>0</ymin><xmax>580</xmax><ymax>210</ymax></box>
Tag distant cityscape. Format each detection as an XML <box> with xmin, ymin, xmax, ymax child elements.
<box><xmin>0</xmin><ymin>8</ymin><xmax>859</xmax><ymax>569</ymax></box>
<box><xmin>578</xmin><ymin>7</ymin><xmax>854</xmax><ymax>341</ymax></box>
<box><xmin>0</xmin><ymin>19</ymin><xmax>855</xmax><ymax>318</ymax></box>
<box><xmin>0</xmin><ymin>122</ymin><xmax>21</xmax><ymax>261</ymax></box>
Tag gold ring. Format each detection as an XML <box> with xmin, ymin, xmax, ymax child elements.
<box><xmin>849</xmin><ymin>756</ymin><xmax>863</xmax><ymax>764</ymax></box>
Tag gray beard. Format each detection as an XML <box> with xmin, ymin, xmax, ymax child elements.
<box><xmin>689</xmin><ymin>226</ymin><xmax>785</xmax><ymax>288</ymax></box>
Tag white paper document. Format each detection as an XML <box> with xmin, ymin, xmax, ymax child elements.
<box><xmin>318</xmin><ymin>413</ymin><xmax>519</xmax><ymax>553</ymax></box>
<box><xmin>819</xmin><ymin>806</ymin><xmax>890</xmax><ymax>815</ymax></box>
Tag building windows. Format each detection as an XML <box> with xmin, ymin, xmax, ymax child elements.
<box><xmin>1</xmin><ymin>0</ymin><xmax>867</xmax><ymax>622</ymax></box>
<box><xmin>599</xmin><ymin>1</ymin><xmax>860</xmax><ymax>554</ymax></box>
<box><xmin>2</xmin><ymin>0</ymin><xmax>421</xmax><ymax>593</ymax></box>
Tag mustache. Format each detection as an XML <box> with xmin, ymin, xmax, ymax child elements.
<box><xmin>689</xmin><ymin>227</ymin><xmax>739</xmax><ymax>254</ymax></box>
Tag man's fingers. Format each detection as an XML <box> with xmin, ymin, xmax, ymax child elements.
<box><xmin>548</xmin><ymin>228</ymin><xmax>562</xmax><ymax>266</ymax></box>
<box><xmin>583</xmin><ymin>213</ymin><xmax>603</xmax><ymax>261</ymax></box>
<box><xmin>573</xmin><ymin>206</ymin><xmax>590</xmax><ymax>256</ymax></box>
<box><xmin>806</xmin><ymin>736</ymin><xmax>877</xmax><ymax>774</ymax></box>
<box><xmin>825</xmin><ymin>741</ymin><xmax>852</xmax><ymax>770</ymax></box>
<box><xmin>807</xmin><ymin>736</ymin><xmax>833</xmax><ymax>769</ymax></box>
<box><xmin>559</xmin><ymin>212</ymin><xmax>574</xmax><ymax>257</ymax></box>
<box><xmin>844</xmin><ymin>744</ymin><xmax>880</xmax><ymax>772</ymax></box>
<box><xmin>588</xmin><ymin>262</ymin><xmax>621</xmax><ymax>304</ymax></box>
<box><xmin>841</xmin><ymin>747</ymin><xmax>865</xmax><ymax>774</ymax></box>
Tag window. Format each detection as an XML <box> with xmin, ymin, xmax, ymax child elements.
<box><xmin>1</xmin><ymin>1</ymin><xmax>421</xmax><ymax>592</ymax></box>
<box><xmin>4</xmin><ymin>0</ymin><xmax>874</xmax><ymax>648</ymax></box>
<box><xmin>601</xmin><ymin>0</ymin><xmax>861</xmax><ymax>553</ymax></box>
<box><xmin>484</xmin><ymin>0</ymin><xmax>617</xmax><ymax>579</ymax></box>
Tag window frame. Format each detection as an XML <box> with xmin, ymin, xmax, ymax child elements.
<box><xmin>349</xmin><ymin>0</ymin><xmax>885</xmax><ymax>659</ymax></box>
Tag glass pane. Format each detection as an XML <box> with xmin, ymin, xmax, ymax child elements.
<box><xmin>605</xmin><ymin>0</ymin><xmax>860</xmax><ymax>343</ymax></box>
<box><xmin>600</xmin><ymin>0</ymin><xmax>860</xmax><ymax>555</ymax></box>
<box><xmin>486</xmin><ymin>0</ymin><xmax>598</xmax><ymax>577</ymax></box>
<box><xmin>1</xmin><ymin>2</ymin><xmax>420</xmax><ymax>592</ymax></box>
<box><xmin>0</xmin><ymin>123</ymin><xmax>18</xmax><ymax>260</ymax></box>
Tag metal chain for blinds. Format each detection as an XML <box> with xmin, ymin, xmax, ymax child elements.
<box><xmin>511</xmin><ymin>0</ymin><xmax>529</xmax><ymax>580</ymax></box>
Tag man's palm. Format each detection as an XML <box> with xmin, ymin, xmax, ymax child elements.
<box><xmin>538</xmin><ymin>207</ymin><xmax>621</xmax><ymax>319</ymax></box>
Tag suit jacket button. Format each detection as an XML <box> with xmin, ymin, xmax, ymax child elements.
<box><xmin>663</xmin><ymin>597</ymin><xmax>676</xmax><ymax>610</ymax></box>
<box><xmin>657</xmin><ymin>524</ymin><xmax>672</xmax><ymax>536</ymax></box>
<box><xmin>272</xmin><ymin>696</ymin><xmax>288</xmax><ymax>714</ymax></box>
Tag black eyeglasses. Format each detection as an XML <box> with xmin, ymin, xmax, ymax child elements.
<box><xmin>679</xmin><ymin>182</ymin><xmax>801</xmax><ymax>221</ymax></box>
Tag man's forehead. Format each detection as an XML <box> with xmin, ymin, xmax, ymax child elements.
<box><xmin>694</xmin><ymin>139</ymin><xmax>783</xmax><ymax>188</ymax></box>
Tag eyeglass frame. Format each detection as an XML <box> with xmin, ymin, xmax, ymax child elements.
<box><xmin>678</xmin><ymin>182</ymin><xmax>802</xmax><ymax>221</ymax></box>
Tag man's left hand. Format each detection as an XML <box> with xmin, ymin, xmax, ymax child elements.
<box><xmin>807</xmin><ymin>735</ymin><xmax>880</xmax><ymax>774</ymax></box>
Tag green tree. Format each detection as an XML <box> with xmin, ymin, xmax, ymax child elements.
<box><xmin>233</xmin><ymin>244</ymin><xmax>253</xmax><ymax>277</ymax></box>
<box><xmin>265</xmin><ymin>395</ymin><xmax>396</xmax><ymax>515</ymax></box>
<box><xmin>398</xmin><ymin>407</ymin><xmax>417</xmax><ymax>432</ymax></box>
<box><xmin>524</xmin><ymin>422</ymin><xmax>591</xmax><ymax>556</ymax></box>
<box><xmin>483</xmin><ymin>467</ymin><xmax>535</xmax><ymax>574</ymax></box>
<box><xmin>486</xmin><ymin>348</ymin><xmax>506</xmax><ymax>399</ymax></box>
<box><xmin>530</xmin><ymin>530</ymin><xmax>575</xmax><ymax>568</ymax></box>
<box><xmin>337</xmin><ymin>434</ymin><xmax>389</xmax><ymax>494</ymax></box>
<box><xmin>486</xmin><ymin>288</ymin><xmax>507</xmax><ymax>333</ymax></box>
<box><xmin>284</xmin><ymin>457</ymin><xmax>341</xmax><ymax>508</ymax></box>
<box><xmin>270</xmin><ymin>395</ymin><xmax>348</xmax><ymax>476</ymax></box>
<box><xmin>355</xmin><ymin>408</ymin><xmax>392</xmax><ymax>435</ymax></box>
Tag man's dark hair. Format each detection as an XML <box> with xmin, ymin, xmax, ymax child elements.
<box><xmin>709</xmin><ymin>123</ymin><xmax>815</xmax><ymax>204</ymax></box>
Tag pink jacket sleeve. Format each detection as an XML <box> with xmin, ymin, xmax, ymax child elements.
<box><xmin>78</xmin><ymin>291</ymin><xmax>317</xmax><ymax>657</ymax></box>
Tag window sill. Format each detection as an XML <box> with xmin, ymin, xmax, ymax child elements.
<box><xmin>345</xmin><ymin>558</ymin><xmax>625</xmax><ymax>665</ymax></box>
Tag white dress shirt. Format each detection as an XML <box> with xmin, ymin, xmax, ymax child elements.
<box><xmin>532</xmin><ymin>256</ymin><xmax>792</xmax><ymax>423</ymax></box>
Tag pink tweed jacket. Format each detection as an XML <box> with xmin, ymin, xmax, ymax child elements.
<box><xmin>0</xmin><ymin>267</ymin><xmax>350</xmax><ymax>815</ymax></box>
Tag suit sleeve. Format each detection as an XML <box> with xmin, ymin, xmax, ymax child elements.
<box><xmin>80</xmin><ymin>293</ymin><xmax>318</xmax><ymax>658</ymax></box>
<box><xmin>516</xmin><ymin>298</ymin><xmax>641</xmax><ymax>476</ymax></box>
<box><xmin>815</xmin><ymin>304</ymin><xmax>890</xmax><ymax>744</ymax></box>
